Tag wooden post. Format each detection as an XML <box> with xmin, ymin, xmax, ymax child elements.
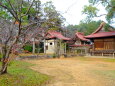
<box><xmin>44</xmin><ymin>39</ymin><xmax>46</xmax><ymax>53</ymax></box>
<box><xmin>74</xmin><ymin>48</ymin><xmax>75</xmax><ymax>55</ymax></box>
<box><xmin>85</xmin><ymin>47</ymin><xmax>86</xmax><ymax>55</ymax></box>
<box><xmin>65</xmin><ymin>43</ymin><xmax>66</xmax><ymax>54</ymax></box>
<box><xmin>113</xmin><ymin>52</ymin><xmax>115</xmax><ymax>58</ymax></box>
<box><xmin>102</xmin><ymin>53</ymin><xmax>103</xmax><ymax>56</ymax></box>
<box><xmin>59</xmin><ymin>40</ymin><xmax>61</xmax><ymax>56</ymax></box>
<box><xmin>81</xmin><ymin>49</ymin><xmax>82</xmax><ymax>54</ymax></box>
<box><xmin>32</xmin><ymin>38</ymin><xmax>35</xmax><ymax>53</ymax></box>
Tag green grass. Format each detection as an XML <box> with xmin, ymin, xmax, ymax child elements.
<box><xmin>102</xmin><ymin>58</ymin><xmax>115</xmax><ymax>62</ymax></box>
<box><xmin>19</xmin><ymin>53</ymin><xmax>54</xmax><ymax>57</ymax></box>
<box><xmin>75</xmin><ymin>57</ymin><xmax>115</xmax><ymax>62</ymax></box>
<box><xmin>92</xmin><ymin>70</ymin><xmax>115</xmax><ymax>79</ymax></box>
<box><xmin>0</xmin><ymin>60</ymin><xmax>50</xmax><ymax>86</ymax></box>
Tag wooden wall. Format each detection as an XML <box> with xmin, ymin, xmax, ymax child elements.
<box><xmin>94</xmin><ymin>38</ymin><xmax>115</xmax><ymax>50</ymax></box>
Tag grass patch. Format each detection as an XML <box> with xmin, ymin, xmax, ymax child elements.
<box><xmin>92</xmin><ymin>70</ymin><xmax>115</xmax><ymax>79</ymax></box>
<box><xmin>0</xmin><ymin>60</ymin><xmax>50</xmax><ymax>86</ymax></box>
<box><xmin>19</xmin><ymin>53</ymin><xmax>54</xmax><ymax>57</ymax></box>
<box><xmin>102</xmin><ymin>58</ymin><xmax>115</xmax><ymax>62</ymax></box>
<box><xmin>74</xmin><ymin>57</ymin><xmax>115</xmax><ymax>62</ymax></box>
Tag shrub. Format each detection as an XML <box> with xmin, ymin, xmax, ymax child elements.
<box><xmin>52</xmin><ymin>54</ymin><xmax>57</xmax><ymax>58</ymax></box>
<box><xmin>23</xmin><ymin>44</ymin><xmax>33</xmax><ymax>52</ymax></box>
<box><xmin>0</xmin><ymin>54</ymin><xmax>3</xmax><ymax>59</ymax></box>
<box><xmin>0</xmin><ymin>53</ymin><xmax>3</xmax><ymax>62</ymax></box>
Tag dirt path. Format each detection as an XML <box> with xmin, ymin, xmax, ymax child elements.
<box><xmin>26</xmin><ymin>58</ymin><xmax>115</xmax><ymax>86</ymax></box>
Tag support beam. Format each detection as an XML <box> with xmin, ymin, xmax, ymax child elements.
<box><xmin>32</xmin><ymin>38</ymin><xmax>35</xmax><ymax>53</ymax></box>
<box><xmin>44</xmin><ymin>39</ymin><xmax>46</xmax><ymax>53</ymax></box>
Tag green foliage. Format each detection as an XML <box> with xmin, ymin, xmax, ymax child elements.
<box><xmin>0</xmin><ymin>61</ymin><xmax>49</xmax><ymax>86</ymax></box>
<box><xmin>67</xmin><ymin>25</ymin><xmax>78</xmax><ymax>30</ymax></box>
<box><xmin>0</xmin><ymin>54</ymin><xmax>3</xmax><ymax>59</ymax></box>
<box><xmin>106</xmin><ymin>2</ymin><xmax>115</xmax><ymax>23</ymax></box>
<box><xmin>23</xmin><ymin>44</ymin><xmax>33</xmax><ymax>52</ymax></box>
<box><xmin>82</xmin><ymin>5</ymin><xmax>99</xmax><ymax>22</ymax></box>
<box><xmin>0</xmin><ymin>10</ymin><xmax>12</xmax><ymax>19</ymax></box>
<box><xmin>42</xmin><ymin>1</ymin><xmax>65</xmax><ymax>30</ymax></box>
<box><xmin>0</xmin><ymin>0</ymin><xmax>41</xmax><ymax>25</ymax></box>
<box><xmin>0</xmin><ymin>54</ymin><xmax>3</xmax><ymax>63</ymax></box>
<box><xmin>82</xmin><ymin>0</ymin><xmax>115</xmax><ymax>23</ymax></box>
<box><xmin>78</xmin><ymin>20</ymin><xmax>102</xmax><ymax>35</ymax></box>
<box><xmin>66</xmin><ymin>20</ymin><xmax>105</xmax><ymax>35</ymax></box>
<box><xmin>0</xmin><ymin>0</ymin><xmax>64</xmax><ymax>28</ymax></box>
<box><xmin>65</xmin><ymin>25</ymin><xmax>78</xmax><ymax>37</ymax></box>
<box><xmin>52</xmin><ymin>54</ymin><xmax>57</xmax><ymax>58</ymax></box>
<box><xmin>48</xmin><ymin>28</ymin><xmax>59</xmax><ymax>31</ymax></box>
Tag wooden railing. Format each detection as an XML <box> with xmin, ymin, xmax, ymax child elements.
<box><xmin>90</xmin><ymin>50</ymin><xmax>115</xmax><ymax>57</ymax></box>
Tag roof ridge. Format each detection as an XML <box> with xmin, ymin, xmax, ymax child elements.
<box><xmin>46</xmin><ymin>30</ymin><xmax>70</xmax><ymax>40</ymax></box>
<box><xmin>76</xmin><ymin>32</ymin><xmax>90</xmax><ymax>41</ymax></box>
<box><xmin>92</xmin><ymin>22</ymin><xmax>105</xmax><ymax>34</ymax></box>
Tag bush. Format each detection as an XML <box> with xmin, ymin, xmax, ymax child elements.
<box><xmin>52</xmin><ymin>54</ymin><xmax>58</xmax><ymax>58</ymax></box>
<box><xmin>0</xmin><ymin>53</ymin><xmax>3</xmax><ymax>62</ymax></box>
<box><xmin>0</xmin><ymin>54</ymin><xmax>3</xmax><ymax>59</ymax></box>
<box><xmin>23</xmin><ymin>44</ymin><xmax>33</xmax><ymax>52</ymax></box>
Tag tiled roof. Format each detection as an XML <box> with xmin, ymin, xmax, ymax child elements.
<box><xmin>46</xmin><ymin>30</ymin><xmax>70</xmax><ymax>40</ymax></box>
<box><xmin>69</xmin><ymin>44</ymin><xmax>91</xmax><ymax>47</ymax></box>
<box><xmin>75</xmin><ymin>32</ymin><xmax>90</xmax><ymax>41</ymax></box>
<box><xmin>85</xmin><ymin>31</ymin><xmax>115</xmax><ymax>38</ymax></box>
<box><xmin>85</xmin><ymin>22</ymin><xmax>115</xmax><ymax>38</ymax></box>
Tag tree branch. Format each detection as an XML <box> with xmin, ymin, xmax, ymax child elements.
<box><xmin>21</xmin><ymin>0</ymin><xmax>35</xmax><ymax>17</ymax></box>
<box><xmin>7</xmin><ymin>0</ymin><xmax>18</xmax><ymax>18</ymax></box>
<box><xmin>96</xmin><ymin>14</ymin><xmax>107</xmax><ymax>17</ymax></box>
<box><xmin>19</xmin><ymin>0</ymin><xmax>24</xmax><ymax>18</ymax></box>
<box><xmin>21</xmin><ymin>22</ymin><xmax>37</xmax><ymax>29</ymax></box>
<box><xmin>0</xmin><ymin>2</ymin><xmax>19</xmax><ymax>21</ymax></box>
<box><xmin>105</xmin><ymin>1</ymin><xmax>115</xmax><ymax>8</ymax></box>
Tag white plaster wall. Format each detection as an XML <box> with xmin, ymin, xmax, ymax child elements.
<box><xmin>44</xmin><ymin>39</ymin><xmax>66</xmax><ymax>54</ymax></box>
<box><xmin>44</xmin><ymin>39</ymin><xmax>56</xmax><ymax>54</ymax></box>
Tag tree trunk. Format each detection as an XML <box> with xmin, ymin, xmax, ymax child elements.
<box><xmin>0</xmin><ymin>50</ymin><xmax>8</xmax><ymax>75</ymax></box>
<box><xmin>0</xmin><ymin>61</ymin><xmax>7</xmax><ymax>75</ymax></box>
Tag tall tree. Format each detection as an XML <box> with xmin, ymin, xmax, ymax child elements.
<box><xmin>41</xmin><ymin>1</ymin><xmax>65</xmax><ymax>31</ymax></box>
<box><xmin>82</xmin><ymin>5</ymin><xmax>99</xmax><ymax>22</ymax></box>
<box><xmin>0</xmin><ymin>0</ymin><xmax>42</xmax><ymax>74</ymax></box>
<box><xmin>82</xmin><ymin>0</ymin><xmax>115</xmax><ymax>24</ymax></box>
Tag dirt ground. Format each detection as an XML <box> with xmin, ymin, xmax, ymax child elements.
<box><xmin>26</xmin><ymin>57</ymin><xmax>115</xmax><ymax>86</ymax></box>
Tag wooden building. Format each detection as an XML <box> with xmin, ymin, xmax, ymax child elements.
<box><xmin>69</xmin><ymin>32</ymin><xmax>91</xmax><ymax>55</ymax></box>
<box><xmin>44</xmin><ymin>30</ymin><xmax>70</xmax><ymax>55</ymax></box>
<box><xmin>85</xmin><ymin>23</ymin><xmax>115</xmax><ymax>56</ymax></box>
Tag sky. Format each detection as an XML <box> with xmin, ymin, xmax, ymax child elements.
<box><xmin>41</xmin><ymin>0</ymin><xmax>110</xmax><ymax>26</ymax></box>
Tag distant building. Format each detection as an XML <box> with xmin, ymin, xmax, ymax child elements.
<box><xmin>85</xmin><ymin>22</ymin><xmax>115</xmax><ymax>56</ymax></box>
<box><xmin>44</xmin><ymin>30</ymin><xmax>70</xmax><ymax>55</ymax></box>
<box><xmin>69</xmin><ymin>32</ymin><xmax>91</xmax><ymax>55</ymax></box>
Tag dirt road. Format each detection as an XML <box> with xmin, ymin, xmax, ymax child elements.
<box><xmin>26</xmin><ymin>58</ymin><xmax>115</xmax><ymax>86</ymax></box>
